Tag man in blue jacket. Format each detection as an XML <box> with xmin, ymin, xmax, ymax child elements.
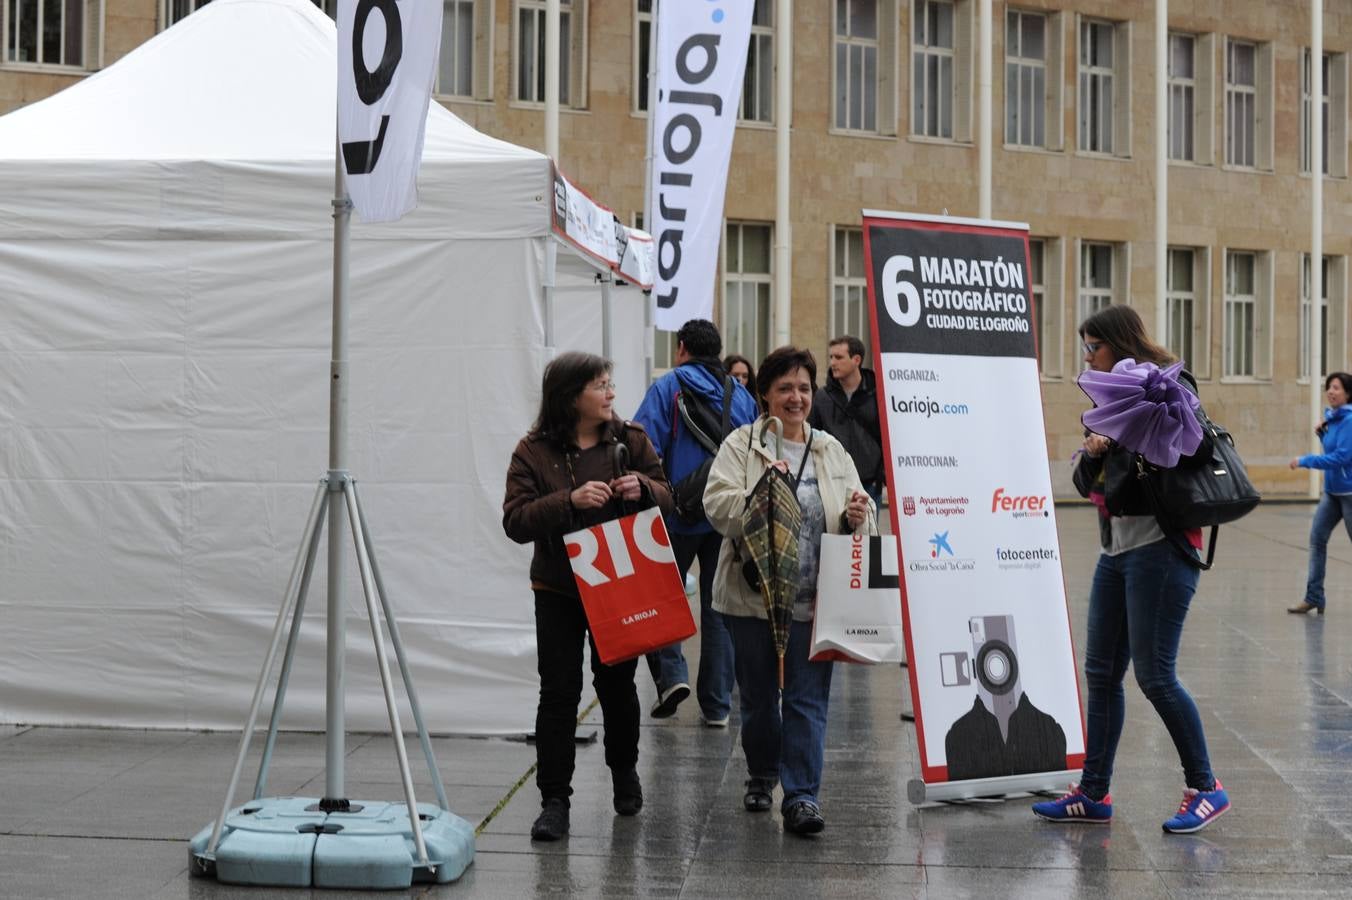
<box><xmin>632</xmin><ymin>319</ymin><xmax>759</xmax><ymax>724</ymax></box>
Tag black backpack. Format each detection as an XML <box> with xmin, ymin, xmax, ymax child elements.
<box><xmin>668</xmin><ymin>373</ymin><xmax>734</xmax><ymax>525</ymax></box>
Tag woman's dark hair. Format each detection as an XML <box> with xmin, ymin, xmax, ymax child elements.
<box><xmin>723</xmin><ymin>353</ymin><xmax>759</xmax><ymax>404</ymax></box>
<box><xmin>531</xmin><ymin>351</ymin><xmax>611</xmax><ymax>441</ymax></box>
<box><xmin>1078</xmin><ymin>305</ymin><xmax>1175</xmax><ymax>366</ymax></box>
<box><xmin>756</xmin><ymin>346</ymin><xmax>817</xmax><ymax>409</ymax></box>
<box><xmin>1325</xmin><ymin>372</ymin><xmax>1352</xmax><ymax>395</ymax></box>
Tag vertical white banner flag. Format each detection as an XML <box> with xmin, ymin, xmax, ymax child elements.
<box><xmin>337</xmin><ymin>0</ymin><xmax>443</xmax><ymax>223</ymax></box>
<box><xmin>648</xmin><ymin>0</ymin><xmax>754</xmax><ymax>330</ymax></box>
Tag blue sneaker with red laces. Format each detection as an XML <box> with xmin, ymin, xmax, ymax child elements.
<box><xmin>1031</xmin><ymin>784</ymin><xmax>1112</xmax><ymax>824</ymax></box>
<box><xmin>1162</xmin><ymin>780</ymin><xmax>1230</xmax><ymax>834</ymax></box>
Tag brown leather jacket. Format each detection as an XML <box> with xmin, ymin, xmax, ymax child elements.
<box><xmin>503</xmin><ymin>416</ymin><xmax>673</xmax><ymax>597</ymax></box>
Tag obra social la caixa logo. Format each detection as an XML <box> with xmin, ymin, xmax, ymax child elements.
<box><xmin>907</xmin><ymin>530</ymin><xmax>976</xmax><ymax>573</ymax></box>
<box><xmin>653</xmin><ymin>2</ymin><xmax>738</xmax><ymax>310</ymax></box>
<box><xmin>564</xmin><ymin>507</ymin><xmax>676</xmax><ymax>624</ymax></box>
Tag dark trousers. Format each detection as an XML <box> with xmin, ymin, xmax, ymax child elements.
<box><xmin>534</xmin><ymin>589</ymin><xmax>640</xmax><ymax>802</ymax></box>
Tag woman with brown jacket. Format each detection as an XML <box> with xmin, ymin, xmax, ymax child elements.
<box><xmin>502</xmin><ymin>352</ymin><xmax>672</xmax><ymax>842</ymax></box>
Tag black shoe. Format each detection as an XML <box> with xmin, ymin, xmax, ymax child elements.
<box><xmin>530</xmin><ymin>798</ymin><xmax>569</xmax><ymax>841</ymax></box>
<box><xmin>783</xmin><ymin>799</ymin><xmax>825</xmax><ymax>835</ymax></box>
<box><xmin>613</xmin><ymin>768</ymin><xmax>643</xmax><ymax>816</ymax></box>
<box><xmin>743</xmin><ymin>777</ymin><xmax>775</xmax><ymax>812</ymax></box>
<box><xmin>650</xmin><ymin>682</ymin><xmax>690</xmax><ymax>718</ymax></box>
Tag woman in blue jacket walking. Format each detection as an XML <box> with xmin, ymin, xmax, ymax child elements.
<box><xmin>1289</xmin><ymin>372</ymin><xmax>1352</xmax><ymax>615</ymax></box>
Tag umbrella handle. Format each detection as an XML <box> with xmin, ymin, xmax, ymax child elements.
<box><xmin>611</xmin><ymin>442</ymin><xmax>631</xmax><ymax>516</ymax></box>
<box><xmin>777</xmin><ymin>653</ymin><xmax>785</xmax><ymax>690</ymax></box>
<box><xmin>758</xmin><ymin>416</ymin><xmax>785</xmax><ymax>461</ymax></box>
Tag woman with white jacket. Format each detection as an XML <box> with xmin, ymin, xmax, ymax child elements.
<box><xmin>702</xmin><ymin>346</ymin><xmax>874</xmax><ymax>836</ymax></box>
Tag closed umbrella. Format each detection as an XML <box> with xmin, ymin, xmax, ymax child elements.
<box><xmin>739</xmin><ymin>417</ymin><xmax>802</xmax><ymax>688</ymax></box>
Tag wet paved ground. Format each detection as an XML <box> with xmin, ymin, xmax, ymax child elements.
<box><xmin>3</xmin><ymin>504</ymin><xmax>1352</xmax><ymax>899</ymax></box>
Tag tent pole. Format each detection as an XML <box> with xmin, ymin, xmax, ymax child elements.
<box><xmin>772</xmin><ymin>0</ymin><xmax>792</xmax><ymax>347</ymax></box>
<box><xmin>325</xmin><ymin>140</ymin><xmax>352</xmax><ymax>806</ymax></box>
<box><xmin>545</xmin><ymin>0</ymin><xmax>560</xmax><ymax>162</ymax></box>
<box><xmin>642</xmin><ymin>0</ymin><xmax>659</xmax><ymax>384</ymax></box>
<box><xmin>601</xmin><ymin>273</ymin><xmax>614</xmax><ymax>359</ymax></box>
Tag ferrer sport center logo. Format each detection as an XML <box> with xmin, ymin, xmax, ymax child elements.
<box><xmin>990</xmin><ymin>488</ymin><xmax>1049</xmax><ymax>519</ymax></box>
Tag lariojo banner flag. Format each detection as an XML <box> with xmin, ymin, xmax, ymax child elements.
<box><xmin>648</xmin><ymin>0</ymin><xmax>754</xmax><ymax>330</ymax></box>
<box><xmin>337</xmin><ymin>0</ymin><xmax>442</xmax><ymax>223</ymax></box>
<box><xmin>863</xmin><ymin>211</ymin><xmax>1086</xmax><ymax>802</ymax></box>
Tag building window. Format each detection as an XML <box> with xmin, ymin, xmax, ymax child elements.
<box><xmin>1225</xmin><ymin>39</ymin><xmax>1256</xmax><ymax>168</ymax></box>
<box><xmin>1078</xmin><ymin>241</ymin><xmax>1115</xmax><ymax>325</ymax></box>
<box><xmin>1298</xmin><ymin>254</ymin><xmax>1347</xmax><ymax>381</ymax></box>
<box><xmin>634</xmin><ymin>0</ymin><xmax>652</xmax><ymax>112</ymax></box>
<box><xmin>438</xmin><ymin>0</ymin><xmax>491</xmax><ymax>100</ymax></box>
<box><xmin>1005</xmin><ymin>10</ymin><xmax>1045</xmax><ymax>148</ymax></box>
<box><xmin>515</xmin><ymin>0</ymin><xmax>586</xmax><ymax>107</ymax></box>
<box><xmin>913</xmin><ymin>0</ymin><xmax>956</xmax><ymax>139</ymax></box>
<box><xmin>832</xmin><ymin>228</ymin><xmax>870</xmax><ymax>359</ymax></box>
<box><xmin>1222</xmin><ymin>250</ymin><xmax>1272</xmax><ymax>379</ymax></box>
<box><xmin>740</xmin><ymin>0</ymin><xmax>774</xmax><ymax>123</ymax></box>
<box><xmin>1166</xmin><ymin>248</ymin><xmax>1195</xmax><ymax>369</ymax></box>
<box><xmin>1164</xmin><ymin>247</ymin><xmax>1211</xmax><ymax>376</ymax></box>
<box><xmin>1168</xmin><ymin>34</ymin><xmax>1194</xmax><ymax>161</ymax></box>
<box><xmin>724</xmin><ymin>223</ymin><xmax>773</xmax><ymax>365</ymax></box>
<box><xmin>5</xmin><ymin>0</ymin><xmax>97</xmax><ymax>65</ymax></box>
<box><xmin>1078</xmin><ymin>18</ymin><xmax>1129</xmax><ymax>156</ymax></box>
<box><xmin>837</xmin><ymin>0</ymin><xmax>880</xmax><ymax>132</ymax></box>
<box><xmin>1224</xmin><ymin>38</ymin><xmax>1271</xmax><ymax>170</ymax></box>
<box><xmin>1028</xmin><ymin>237</ymin><xmax>1062</xmax><ymax>377</ymax></box>
<box><xmin>1223</xmin><ymin>251</ymin><xmax>1256</xmax><ymax>377</ymax></box>
<box><xmin>163</xmin><ymin>0</ymin><xmax>334</xmax><ymax>27</ymax></box>
<box><xmin>1302</xmin><ymin>50</ymin><xmax>1348</xmax><ymax>177</ymax></box>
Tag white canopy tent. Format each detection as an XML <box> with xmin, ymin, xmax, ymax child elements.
<box><xmin>0</xmin><ymin>0</ymin><xmax>646</xmax><ymax>734</ymax></box>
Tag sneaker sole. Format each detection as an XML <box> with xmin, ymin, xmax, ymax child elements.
<box><xmin>650</xmin><ymin>685</ymin><xmax>690</xmax><ymax>719</ymax></box>
<box><xmin>1033</xmin><ymin>811</ymin><xmax>1111</xmax><ymax>825</ymax></box>
<box><xmin>785</xmin><ymin>819</ymin><xmax>825</xmax><ymax>835</ymax></box>
<box><xmin>1162</xmin><ymin>801</ymin><xmax>1230</xmax><ymax>834</ymax></box>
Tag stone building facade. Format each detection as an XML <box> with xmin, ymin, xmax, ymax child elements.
<box><xmin>4</xmin><ymin>0</ymin><xmax>1349</xmax><ymax>496</ymax></box>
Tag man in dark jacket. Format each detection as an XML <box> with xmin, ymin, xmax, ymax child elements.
<box><xmin>632</xmin><ymin>319</ymin><xmax>758</xmax><ymax>724</ymax></box>
<box><xmin>808</xmin><ymin>336</ymin><xmax>884</xmax><ymax>508</ymax></box>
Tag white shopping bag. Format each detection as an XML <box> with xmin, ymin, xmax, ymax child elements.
<box><xmin>809</xmin><ymin>533</ymin><xmax>905</xmax><ymax>664</ymax></box>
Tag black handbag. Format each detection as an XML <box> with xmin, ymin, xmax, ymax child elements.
<box><xmin>1135</xmin><ymin>407</ymin><xmax>1261</xmax><ymax>570</ymax></box>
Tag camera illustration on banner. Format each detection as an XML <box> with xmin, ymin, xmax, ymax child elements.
<box><xmin>940</xmin><ymin>614</ymin><xmax>1067</xmax><ymax>782</ymax></box>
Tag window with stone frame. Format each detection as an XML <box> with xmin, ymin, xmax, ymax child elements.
<box><xmin>723</xmin><ymin>223</ymin><xmax>773</xmax><ymax>365</ymax></box>
<box><xmin>4</xmin><ymin>0</ymin><xmax>99</xmax><ymax>66</ymax></box>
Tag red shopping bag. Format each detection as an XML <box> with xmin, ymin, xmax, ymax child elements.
<box><xmin>563</xmin><ymin>506</ymin><xmax>696</xmax><ymax>665</ymax></box>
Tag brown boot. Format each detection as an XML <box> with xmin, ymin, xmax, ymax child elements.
<box><xmin>1287</xmin><ymin>601</ymin><xmax>1325</xmax><ymax>615</ymax></box>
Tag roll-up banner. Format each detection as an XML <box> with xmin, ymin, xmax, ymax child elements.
<box><xmin>648</xmin><ymin>0</ymin><xmax>754</xmax><ymax>330</ymax></box>
<box><xmin>337</xmin><ymin>0</ymin><xmax>443</xmax><ymax>223</ymax></box>
<box><xmin>862</xmin><ymin>211</ymin><xmax>1087</xmax><ymax>804</ymax></box>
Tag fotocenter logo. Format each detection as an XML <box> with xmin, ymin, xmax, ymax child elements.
<box><xmin>909</xmin><ymin>530</ymin><xmax>976</xmax><ymax>573</ymax></box>
<box><xmin>990</xmin><ymin>487</ymin><xmax>1049</xmax><ymax>519</ymax></box>
<box><xmin>994</xmin><ymin>545</ymin><xmax>1059</xmax><ymax>571</ymax></box>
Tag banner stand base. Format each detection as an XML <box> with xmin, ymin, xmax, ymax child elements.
<box><xmin>908</xmin><ymin>769</ymin><xmax>1079</xmax><ymax>806</ymax></box>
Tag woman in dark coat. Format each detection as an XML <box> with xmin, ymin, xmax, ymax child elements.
<box><xmin>502</xmin><ymin>352</ymin><xmax>672</xmax><ymax>842</ymax></box>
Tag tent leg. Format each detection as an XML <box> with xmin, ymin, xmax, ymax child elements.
<box><xmin>342</xmin><ymin>480</ymin><xmax>432</xmax><ymax>871</ymax></box>
<box><xmin>206</xmin><ymin>479</ymin><xmax>329</xmax><ymax>857</ymax></box>
<box><xmin>253</xmin><ymin>487</ymin><xmax>331</xmax><ymax>800</ymax></box>
<box><xmin>350</xmin><ymin>480</ymin><xmax>450</xmax><ymax>811</ymax></box>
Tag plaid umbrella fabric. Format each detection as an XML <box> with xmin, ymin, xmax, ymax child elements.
<box><xmin>739</xmin><ymin>418</ymin><xmax>802</xmax><ymax>688</ymax></box>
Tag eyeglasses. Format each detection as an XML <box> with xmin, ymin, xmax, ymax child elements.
<box><xmin>1082</xmin><ymin>341</ymin><xmax>1106</xmax><ymax>355</ymax></box>
<box><xmin>587</xmin><ymin>381</ymin><xmax>617</xmax><ymax>394</ymax></box>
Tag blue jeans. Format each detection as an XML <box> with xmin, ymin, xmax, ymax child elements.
<box><xmin>725</xmin><ymin>615</ymin><xmax>834</xmax><ymax>810</ymax></box>
<box><xmin>645</xmin><ymin>530</ymin><xmax>736</xmax><ymax>719</ymax></box>
<box><xmin>1304</xmin><ymin>492</ymin><xmax>1352</xmax><ymax>608</ymax></box>
<box><xmin>1080</xmin><ymin>539</ymin><xmax>1215</xmax><ymax>798</ymax></box>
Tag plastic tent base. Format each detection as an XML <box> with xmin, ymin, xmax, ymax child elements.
<box><xmin>189</xmin><ymin>796</ymin><xmax>474</xmax><ymax>889</ymax></box>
